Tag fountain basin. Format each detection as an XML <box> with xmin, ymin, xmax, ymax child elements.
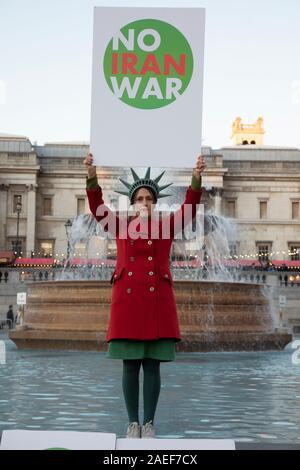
<box><xmin>9</xmin><ymin>280</ymin><xmax>291</xmax><ymax>351</ymax></box>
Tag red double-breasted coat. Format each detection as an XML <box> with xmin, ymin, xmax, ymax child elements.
<box><xmin>86</xmin><ymin>184</ymin><xmax>202</xmax><ymax>343</ymax></box>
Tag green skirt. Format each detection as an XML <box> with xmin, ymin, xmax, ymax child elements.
<box><xmin>106</xmin><ymin>339</ymin><xmax>176</xmax><ymax>362</ymax></box>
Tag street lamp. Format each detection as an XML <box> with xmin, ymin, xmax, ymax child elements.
<box><xmin>16</xmin><ymin>197</ymin><xmax>22</xmax><ymax>257</ymax></box>
<box><xmin>64</xmin><ymin>219</ymin><xmax>72</xmax><ymax>261</ymax></box>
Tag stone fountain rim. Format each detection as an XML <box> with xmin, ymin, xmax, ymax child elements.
<box><xmin>26</xmin><ymin>280</ymin><xmax>271</xmax><ymax>288</ymax></box>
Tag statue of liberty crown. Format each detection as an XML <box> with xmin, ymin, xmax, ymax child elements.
<box><xmin>114</xmin><ymin>167</ymin><xmax>173</xmax><ymax>204</ymax></box>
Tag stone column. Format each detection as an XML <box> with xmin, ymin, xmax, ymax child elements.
<box><xmin>0</xmin><ymin>184</ymin><xmax>9</xmax><ymax>248</ymax></box>
<box><xmin>214</xmin><ymin>188</ymin><xmax>224</xmax><ymax>215</ymax></box>
<box><xmin>26</xmin><ymin>184</ymin><xmax>37</xmax><ymax>255</ymax></box>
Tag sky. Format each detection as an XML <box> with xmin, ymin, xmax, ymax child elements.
<box><xmin>0</xmin><ymin>0</ymin><xmax>299</xmax><ymax>148</ymax></box>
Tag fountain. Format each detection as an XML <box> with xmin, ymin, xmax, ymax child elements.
<box><xmin>9</xmin><ymin>202</ymin><xmax>291</xmax><ymax>351</ymax></box>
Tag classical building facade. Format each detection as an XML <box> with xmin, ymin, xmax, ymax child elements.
<box><xmin>0</xmin><ymin>129</ymin><xmax>300</xmax><ymax>263</ymax></box>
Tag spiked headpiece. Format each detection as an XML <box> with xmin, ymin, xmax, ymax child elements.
<box><xmin>114</xmin><ymin>168</ymin><xmax>173</xmax><ymax>205</ymax></box>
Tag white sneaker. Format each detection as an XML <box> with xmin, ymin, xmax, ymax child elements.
<box><xmin>141</xmin><ymin>421</ymin><xmax>156</xmax><ymax>438</ymax></box>
<box><xmin>126</xmin><ymin>422</ymin><xmax>141</xmax><ymax>438</ymax></box>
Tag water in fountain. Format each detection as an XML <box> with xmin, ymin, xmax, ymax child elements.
<box><xmin>58</xmin><ymin>200</ymin><xmax>246</xmax><ymax>284</ymax></box>
<box><xmin>59</xmin><ymin>214</ymin><xmax>112</xmax><ymax>281</ymax></box>
<box><xmin>169</xmin><ymin>209</ymin><xmax>243</xmax><ymax>283</ymax></box>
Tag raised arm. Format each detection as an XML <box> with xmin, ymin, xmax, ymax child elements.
<box><xmin>84</xmin><ymin>153</ymin><xmax>119</xmax><ymax>237</ymax></box>
<box><xmin>170</xmin><ymin>155</ymin><xmax>206</xmax><ymax>239</ymax></box>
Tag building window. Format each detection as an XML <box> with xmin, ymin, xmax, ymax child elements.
<box><xmin>259</xmin><ymin>201</ymin><xmax>267</xmax><ymax>219</ymax></box>
<box><xmin>38</xmin><ymin>240</ymin><xmax>54</xmax><ymax>257</ymax></box>
<box><xmin>226</xmin><ymin>200</ymin><xmax>236</xmax><ymax>218</ymax></box>
<box><xmin>109</xmin><ymin>196</ymin><xmax>118</xmax><ymax>209</ymax></box>
<box><xmin>292</xmin><ymin>201</ymin><xmax>299</xmax><ymax>220</ymax></box>
<box><xmin>289</xmin><ymin>244</ymin><xmax>300</xmax><ymax>261</ymax></box>
<box><xmin>42</xmin><ymin>197</ymin><xmax>52</xmax><ymax>216</ymax></box>
<box><xmin>11</xmin><ymin>240</ymin><xmax>23</xmax><ymax>255</ymax></box>
<box><xmin>229</xmin><ymin>243</ymin><xmax>237</xmax><ymax>257</ymax></box>
<box><xmin>77</xmin><ymin>198</ymin><xmax>85</xmax><ymax>216</ymax></box>
<box><xmin>74</xmin><ymin>243</ymin><xmax>87</xmax><ymax>257</ymax></box>
<box><xmin>13</xmin><ymin>195</ymin><xmax>22</xmax><ymax>213</ymax></box>
<box><xmin>256</xmin><ymin>243</ymin><xmax>271</xmax><ymax>262</ymax></box>
<box><xmin>108</xmin><ymin>240</ymin><xmax>117</xmax><ymax>259</ymax></box>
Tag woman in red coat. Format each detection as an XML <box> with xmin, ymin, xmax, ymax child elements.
<box><xmin>84</xmin><ymin>154</ymin><xmax>206</xmax><ymax>438</ymax></box>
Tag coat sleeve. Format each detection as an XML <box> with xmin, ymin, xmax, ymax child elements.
<box><xmin>86</xmin><ymin>176</ymin><xmax>119</xmax><ymax>237</ymax></box>
<box><xmin>170</xmin><ymin>176</ymin><xmax>202</xmax><ymax>239</ymax></box>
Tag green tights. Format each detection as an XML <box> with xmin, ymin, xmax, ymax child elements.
<box><xmin>122</xmin><ymin>358</ymin><xmax>161</xmax><ymax>425</ymax></box>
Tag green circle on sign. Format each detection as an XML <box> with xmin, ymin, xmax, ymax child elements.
<box><xmin>103</xmin><ymin>19</ymin><xmax>194</xmax><ymax>109</ymax></box>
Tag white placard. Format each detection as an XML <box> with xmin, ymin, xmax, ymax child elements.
<box><xmin>0</xmin><ymin>431</ymin><xmax>236</xmax><ymax>451</ymax></box>
<box><xmin>117</xmin><ymin>438</ymin><xmax>236</xmax><ymax>450</ymax></box>
<box><xmin>0</xmin><ymin>430</ymin><xmax>116</xmax><ymax>450</ymax></box>
<box><xmin>279</xmin><ymin>295</ymin><xmax>286</xmax><ymax>307</ymax></box>
<box><xmin>17</xmin><ymin>292</ymin><xmax>26</xmax><ymax>305</ymax></box>
<box><xmin>90</xmin><ymin>6</ymin><xmax>205</xmax><ymax>168</ymax></box>
<box><xmin>0</xmin><ymin>341</ymin><xmax>6</xmax><ymax>365</ymax></box>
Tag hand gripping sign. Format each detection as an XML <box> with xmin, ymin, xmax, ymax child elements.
<box><xmin>90</xmin><ymin>7</ymin><xmax>205</xmax><ymax>168</ymax></box>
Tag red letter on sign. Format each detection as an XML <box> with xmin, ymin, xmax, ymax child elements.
<box><xmin>112</xmin><ymin>53</ymin><xmax>118</xmax><ymax>74</ymax></box>
<box><xmin>141</xmin><ymin>54</ymin><xmax>160</xmax><ymax>75</ymax></box>
<box><xmin>164</xmin><ymin>54</ymin><xmax>186</xmax><ymax>75</ymax></box>
<box><xmin>122</xmin><ymin>53</ymin><xmax>138</xmax><ymax>74</ymax></box>
<box><xmin>140</xmin><ymin>54</ymin><xmax>161</xmax><ymax>75</ymax></box>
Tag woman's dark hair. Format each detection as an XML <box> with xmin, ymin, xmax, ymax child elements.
<box><xmin>132</xmin><ymin>186</ymin><xmax>157</xmax><ymax>204</ymax></box>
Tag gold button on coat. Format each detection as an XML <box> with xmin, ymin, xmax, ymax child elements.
<box><xmin>149</xmin><ymin>286</ymin><xmax>155</xmax><ymax>292</ymax></box>
<box><xmin>128</xmin><ymin>271</ymin><xmax>133</xmax><ymax>276</ymax></box>
<box><xmin>149</xmin><ymin>271</ymin><xmax>154</xmax><ymax>276</ymax></box>
<box><xmin>147</xmin><ymin>240</ymin><xmax>152</xmax><ymax>245</ymax></box>
<box><xmin>148</xmin><ymin>256</ymin><xmax>153</xmax><ymax>261</ymax></box>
